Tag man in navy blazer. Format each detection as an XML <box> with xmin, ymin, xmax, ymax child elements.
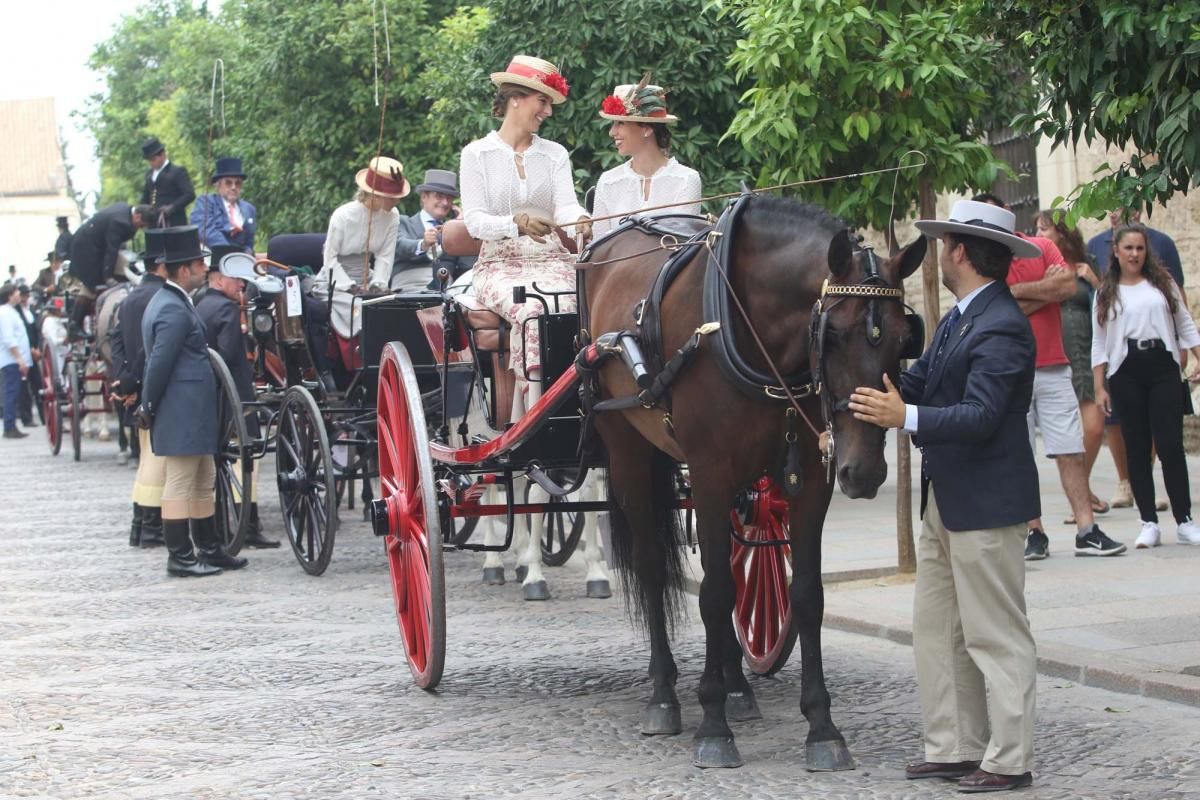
<box><xmin>850</xmin><ymin>200</ymin><xmax>1041</xmax><ymax>793</ymax></box>
<box><xmin>140</xmin><ymin>225</ymin><xmax>247</xmax><ymax>577</ymax></box>
<box><xmin>191</xmin><ymin>157</ymin><xmax>256</xmax><ymax>253</ymax></box>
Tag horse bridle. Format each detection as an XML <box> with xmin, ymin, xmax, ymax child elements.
<box><xmin>808</xmin><ymin>245</ymin><xmax>912</xmax><ymax>479</ymax></box>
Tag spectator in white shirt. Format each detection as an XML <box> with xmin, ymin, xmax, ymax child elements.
<box><xmin>0</xmin><ymin>283</ymin><xmax>33</xmax><ymax>438</ymax></box>
<box><xmin>1092</xmin><ymin>224</ymin><xmax>1200</xmax><ymax>547</ymax></box>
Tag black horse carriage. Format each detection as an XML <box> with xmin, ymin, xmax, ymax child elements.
<box><xmin>211</xmin><ymin>235</ymin><xmax>453</xmax><ymax>574</ymax></box>
<box><xmin>367</xmin><ymin>215</ymin><xmax>800</xmax><ymax>690</ymax></box>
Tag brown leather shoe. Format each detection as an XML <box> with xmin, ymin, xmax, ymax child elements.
<box><xmin>905</xmin><ymin>760</ymin><xmax>981</xmax><ymax>780</ymax></box>
<box><xmin>958</xmin><ymin>769</ymin><xmax>1033</xmax><ymax>792</ymax></box>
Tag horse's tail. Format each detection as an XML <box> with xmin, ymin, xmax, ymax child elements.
<box><xmin>605</xmin><ymin>449</ymin><xmax>687</xmax><ymax>635</ymax></box>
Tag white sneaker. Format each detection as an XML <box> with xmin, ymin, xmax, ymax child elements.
<box><xmin>1135</xmin><ymin>521</ymin><xmax>1161</xmax><ymax>549</ymax></box>
<box><xmin>1178</xmin><ymin>520</ymin><xmax>1200</xmax><ymax>546</ymax></box>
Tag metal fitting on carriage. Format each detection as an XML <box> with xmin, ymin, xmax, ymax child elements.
<box><xmin>616</xmin><ymin>332</ymin><xmax>653</xmax><ymax>391</ymax></box>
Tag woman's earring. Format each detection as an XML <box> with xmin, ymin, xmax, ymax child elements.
<box><xmin>644</xmin><ymin>132</ymin><xmax>650</xmax><ymax>138</ymax></box>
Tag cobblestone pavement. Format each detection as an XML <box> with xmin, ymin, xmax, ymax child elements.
<box><xmin>2</xmin><ymin>435</ymin><xmax>1199</xmax><ymax>800</ymax></box>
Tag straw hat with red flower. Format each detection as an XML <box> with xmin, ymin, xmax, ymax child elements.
<box><xmin>599</xmin><ymin>75</ymin><xmax>678</xmax><ymax>124</ymax></box>
<box><xmin>490</xmin><ymin>55</ymin><xmax>570</xmax><ymax>104</ymax></box>
<box><xmin>355</xmin><ymin>156</ymin><xmax>410</xmax><ymax>199</ymax></box>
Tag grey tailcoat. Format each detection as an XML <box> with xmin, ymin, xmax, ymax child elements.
<box><xmin>140</xmin><ymin>282</ymin><xmax>218</xmax><ymax>456</ymax></box>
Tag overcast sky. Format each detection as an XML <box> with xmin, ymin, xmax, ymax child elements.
<box><xmin>2</xmin><ymin>0</ymin><xmax>219</xmax><ymax>212</ymax></box>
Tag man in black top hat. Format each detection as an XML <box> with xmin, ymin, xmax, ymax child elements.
<box><xmin>191</xmin><ymin>157</ymin><xmax>256</xmax><ymax>253</ymax></box>
<box><xmin>195</xmin><ymin>246</ymin><xmax>279</xmax><ymax>548</ymax></box>
<box><xmin>391</xmin><ymin>168</ymin><xmax>475</xmax><ymax>291</ymax></box>
<box><xmin>34</xmin><ymin>252</ymin><xmax>60</xmax><ymax>294</ymax></box>
<box><xmin>140</xmin><ymin>225</ymin><xmax>245</xmax><ymax>576</ymax></box>
<box><xmin>55</xmin><ymin>216</ymin><xmax>73</xmax><ymax>261</ymax></box>
<box><xmin>140</xmin><ymin>137</ymin><xmax>196</xmax><ymax>227</ymax></box>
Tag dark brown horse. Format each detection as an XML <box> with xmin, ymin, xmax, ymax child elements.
<box><xmin>585</xmin><ymin>196</ymin><xmax>925</xmax><ymax>769</ymax></box>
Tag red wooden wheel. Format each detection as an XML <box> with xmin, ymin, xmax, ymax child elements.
<box><xmin>731</xmin><ymin>477</ymin><xmax>797</xmax><ymax>675</ymax></box>
<box><xmin>40</xmin><ymin>346</ymin><xmax>62</xmax><ymax>456</ymax></box>
<box><xmin>377</xmin><ymin>342</ymin><xmax>445</xmax><ymax>690</ymax></box>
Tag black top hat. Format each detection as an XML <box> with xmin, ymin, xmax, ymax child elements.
<box><xmin>159</xmin><ymin>226</ymin><xmax>210</xmax><ymax>266</ymax></box>
<box><xmin>141</xmin><ymin>136</ymin><xmax>166</xmax><ymax>159</ymax></box>
<box><xmin>55</xmin><ymin>216</ymin><xmax>69</xmax><ymax>226</ymax></box>
<box><xmin>414</xmin><ymin>168</ymin><xmax>459</xmax><ymax>197</ymax></box>
<box><xmin>211</xmin><ymin>157</ymin><xmax>246</xmax><ymax>183</ymax></box>
<box><xmin>208</xmin><ymin>244</ymin><xmax>244</xmax><ymax>271</ymax></box>
<box><xmin>140</xmin><ymin>229</ymin><xmax>167</xmax><ymax>266</ymax></box>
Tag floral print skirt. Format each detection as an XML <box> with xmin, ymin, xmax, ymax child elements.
<box><xmin>471</xmin><ymin>236</ymin><xmax>577</xmax><ymax>376</ymax></box>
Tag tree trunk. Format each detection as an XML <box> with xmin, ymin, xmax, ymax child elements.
<box><xmin>895</xmin><ymin>179</ymin><xmax>941</xmax><ymax>575</ymax></box>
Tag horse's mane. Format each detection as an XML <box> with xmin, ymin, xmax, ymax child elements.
<box><xmin>742</xmin><ymin>195</ymin><xmax>851</xmax><ymax>243</ymax></box>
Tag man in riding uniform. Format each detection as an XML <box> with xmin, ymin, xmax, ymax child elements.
<box><xmin>191</xmin><ymin>157</ymin><xmax>257</xmax><ymax>254</ymax></box>
<box><xmin>54</xmin><ymin>216</ymin><xmax>74</xmax><ymax>262</ymax></box>
<box><xmin>139</xmin><ymin>225</ymin><xmax>246</xmax><ymax>577</ymax></box>
<box><xmin>391</xmin><ymin>169</ymin><xmax>475</xmax><ymax>292</ymax></box>
<box><xmin>141</xmin><ymin>137</ymin><xmax>196</xmax><ymax>227</ymax></box>
<box><xmin>111</xmin><ymin>230</ymin><xmax>168</xmax><ymax>547</ymax></box>
<box><xmin>67</xmin><ymin>202</ymin><xmax>155</xmax><ymax>335</ymax></box>
<box><xmin>34</xmin><ymin>251</ymin><xmax>61</xmax><ymax>294</ymax></box>
<box><xmin>850</xmin><ymin>199</ymin><xmax>1040</xmax><ymax>792</ymax></box>
<box><xmin>195</xmin><ymin>246</ymin><xmax>279</xmax><ymax>549</ymax></box>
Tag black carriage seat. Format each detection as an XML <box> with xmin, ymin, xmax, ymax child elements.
<box><xmin>415</xmin><ymin>293</ymin><xmax>516</xmax><ymax>429</ymax></box>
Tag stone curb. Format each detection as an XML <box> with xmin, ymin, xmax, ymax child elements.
<box><xmin>686</xmin><ymin>570</ymin><xmax>1200</xmax><ymax>709</ymax></box>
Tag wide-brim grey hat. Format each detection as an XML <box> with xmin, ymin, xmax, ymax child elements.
<box><xmin>914</xmin><ymin>199</ymin><xmax>1041</xmax><ymax>259</ymax></box>
<box><xmin>414</xmin><ymin>169</ymin><xmax>459</xmax><ymax>197</ymax></box>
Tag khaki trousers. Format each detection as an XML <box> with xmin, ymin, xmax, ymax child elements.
<box><xmin>913</xmin><ymin>487</ymin><xmax>1036</xmax><ymax>775</ymax></box>
<box><xmin>161</xmin><ymin>455</ymin><xmax>216</xmax><ymax>520</ymax></box>
<box><xmin>130</xmin><ymin>428</ymin><xmax>166</xmax><ymax>506</ymax></box>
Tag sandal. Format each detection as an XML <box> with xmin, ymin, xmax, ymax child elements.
<box><xmin>1091</xmin><ymin>497</ymin><xmax>1110</xmax><ymax>515</ymax></box>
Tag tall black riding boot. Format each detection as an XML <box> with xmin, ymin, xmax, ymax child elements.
<box><xmin>139</xmin><ymin>506</ymin><xmax>164</xmax><ymax>548</ymax></box>
<box><xmin>129</xmin><ymin>503</ymin><xmax>143</xmax><ymax>546</ymax></box>
<box><xmin>192</xmin><ymin>516</ymin><xmax>248</xmax><ymax>570</ymax></box>
<box><xmin>243</xmin><ymin>503</ymin><xmax>280</xmax><ymax>549</ymax></box>
<box><xmin>164</xmin><ymin>520</ymin><xmax>221</xmax><ymax>577</ymax></box>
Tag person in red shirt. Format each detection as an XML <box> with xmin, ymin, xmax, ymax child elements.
<box><xmin>975</xmin><ymin>194</ymin><xmax>1126</xmax><ymax>559</ymax></box>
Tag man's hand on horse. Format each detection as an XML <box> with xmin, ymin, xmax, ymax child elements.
<box><xmin>849</xmin><ymin>373</ymin><xmax>906</xmax><ymax>429</ymax></box>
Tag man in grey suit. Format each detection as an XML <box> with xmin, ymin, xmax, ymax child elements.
<box><xmin>391</xmin><ymin>169</ymin><xmax>475</xmax><ymax>292</ymax></box>
<box><xmin>140</xmin><ymin>226</ymin><xmax>247</xmax><ymax>577</ymax></box>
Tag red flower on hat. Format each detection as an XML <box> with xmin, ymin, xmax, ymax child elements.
<box><xmin>542</xmin><ymin>72</ymin><xmax>569</xmax><ymax>97</ymax></box>
<box><xmin>601</xmin><ymin>95</ymin><xmax>628</xmax><ymax>116</ymax></box>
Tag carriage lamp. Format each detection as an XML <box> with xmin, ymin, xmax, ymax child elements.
<box><xmin>252</xmin><ymin>307</ymin><xmax>275</xmax><ymax>337</ymax></box>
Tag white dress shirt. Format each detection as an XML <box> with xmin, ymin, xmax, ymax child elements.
<box><xmin>591</xmin><ymin>158</ymin><xmax>703</xmax><ymax>236</ymax></box>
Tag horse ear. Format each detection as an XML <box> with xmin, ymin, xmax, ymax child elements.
<box><xmin>894</xmin><ymin>236</ymin><xmax>927</xmax><ymax>280</ymax></box>
<box><xmin>827</xmin><ymin>229</ymin><xmax>853</xmax><ymax>278</ymax></box>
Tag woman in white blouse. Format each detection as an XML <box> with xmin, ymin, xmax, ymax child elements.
<box><xmin>313</xmin><ymin>156</ymin><xmax>406</xmax><ymax>349</ymax></box>
<box><xmin>1092</xmin><ymin>224</ymin><xmax>1200</xmax><ymax>547</ymax></box>
<box><xmin>591</xmin><ymin>80</ymin><xmax>702</xmax><ymax>237</ymax></box>
<box><xmin>461</xmin><ymin>55</ymin><xmax>590</xmax><ymax>413</ymax></box>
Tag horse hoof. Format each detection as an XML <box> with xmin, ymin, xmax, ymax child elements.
<box><xmin>586</xmin><ymin>579</ymin><xmax>612</xmax><ymax>599</ymax></box>
<box><xmin>805</xmin><ymin>739</ymin><xmax>855</xmax><ymax>772</ymax></box>
<box><xmin>522</xmin><ymin>580</ymin><xmax>550</xmax><ymax>601</ymax></box>
<box><xmin>482</xmin><ymin>567</ymin><xmax>505</xmax><ymax>586</ymax></box>
<box><xmin>725</xmin><ymin>691</ymin><xmax>762</xmax><ymax>721</ymax></box>
<box><xmin>640</xmin><ymin>702</ymin><xmax>682</xmax><ymax>736</ymax></box>
<box><xmin>692</xmin><ymin>736</ymin><xmax>743</xmax><ymax>769</ymax></box>
<box><xmin>515</xmin><ymin>565</ymin><xmax>528</xmax><ymax>583</ymax></box>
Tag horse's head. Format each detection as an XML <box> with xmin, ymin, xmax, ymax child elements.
<box><xmin>810</xmin><ymin>229</ymin><xmax>926</xmax><ymax>498</ymax></box>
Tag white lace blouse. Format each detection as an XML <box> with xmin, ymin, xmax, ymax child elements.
<box><xmin>460</xmin><ymin>131</ymin><xmax>589</xmax><ymax>241</ymax></box>
<box><xmin>591</xmin><ymin>158</ymin><xmax>702</xmax><ymax>236</ymax></box>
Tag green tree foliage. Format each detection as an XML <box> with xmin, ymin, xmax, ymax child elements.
<box><xmin>414</xmin><ymin>0</ymin><xmax>756</xmax><ymax>203</ymax></box>
<box><xmin>719</xmin><ymin>0</ymin><xmax>1032</xmax><ymax>230</ymax></box>
<box><xmin>85</xmin><ymin>0</ymin><xmax>223</xmax><ymax>208</ymax></box>
<box><xmin>86</xmin><ymin>0</ymin><xmax>457</xmax><ymax>238</ymax></box>
<box><xmin>985</xmin><ymin>1</ymin><xmax>1200</xmax><ymax>221</ymax></box>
